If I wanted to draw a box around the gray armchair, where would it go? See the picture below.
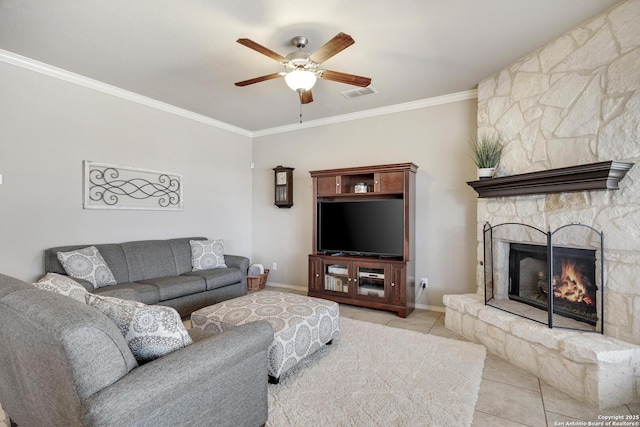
[0,273,274,427]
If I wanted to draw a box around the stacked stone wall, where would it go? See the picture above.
[476,0,640,345]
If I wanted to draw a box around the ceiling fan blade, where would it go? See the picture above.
[319,70,371,87]
[300,90,313,104]
[234,73,283,87]
[236,38,288,63]
[309,32,355,64]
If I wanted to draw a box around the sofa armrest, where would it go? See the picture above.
[83,321,274,427]
[227,255,251,290]
[224,254,250,273]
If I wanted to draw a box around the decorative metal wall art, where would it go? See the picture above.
[84,161,183,211]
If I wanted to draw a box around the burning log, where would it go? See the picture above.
[537,271,548,296]
[552,259,595,306]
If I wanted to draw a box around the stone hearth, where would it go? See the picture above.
[444,293,640,409]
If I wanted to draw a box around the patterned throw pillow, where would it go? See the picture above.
[57,246,117,288]
[190,239,227,271]
[33,272,88,303]
[86,293,193,363]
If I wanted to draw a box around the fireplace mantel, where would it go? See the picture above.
[467,161,633,198]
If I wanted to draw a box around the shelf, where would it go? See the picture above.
[467,161,633,198]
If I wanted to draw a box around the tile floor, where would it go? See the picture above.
[1,286,638,427]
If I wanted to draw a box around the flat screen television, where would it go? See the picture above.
[317,199,404,258]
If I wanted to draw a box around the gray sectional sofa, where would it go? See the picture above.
[44,237,250,317]
[0,273,274,426]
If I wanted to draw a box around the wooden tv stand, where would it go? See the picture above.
[308,163,417,317]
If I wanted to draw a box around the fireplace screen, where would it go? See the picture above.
[483,222,604,333]
[509,243,597,326]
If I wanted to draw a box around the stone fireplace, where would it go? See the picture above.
[444,0,640,409]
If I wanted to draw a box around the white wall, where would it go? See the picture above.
[251,99,478,309]
[0,61,253,282]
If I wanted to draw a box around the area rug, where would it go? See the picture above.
[267,317,486,427]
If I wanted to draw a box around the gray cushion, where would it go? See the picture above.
[121,240,178,282]
[94,282,160,305]
[158,285,245,317]
[184,268,244,290]
[138,276,206,301]
[167,237,206,275]
[97,288,139,301]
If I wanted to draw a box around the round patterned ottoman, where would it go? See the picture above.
[190,291,340,383]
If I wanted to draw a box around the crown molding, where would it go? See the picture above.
[0,49,252,137]
[1,49,477,139]
[252,89,478,137]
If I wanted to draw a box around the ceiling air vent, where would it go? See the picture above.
[340,86,378,100]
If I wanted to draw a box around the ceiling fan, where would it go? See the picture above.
[234,32,372,105]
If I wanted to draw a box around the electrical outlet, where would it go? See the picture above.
[420,277,428,289]
[272,262,278,271]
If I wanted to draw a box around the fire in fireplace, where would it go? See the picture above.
[509,243,597,326]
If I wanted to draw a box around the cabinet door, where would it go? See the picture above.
[317,176,339,195]
[322,260,352,295]
[308,256,322,292]
[354,261,390,303]
[390,264,406,306]
[374,171,404,193]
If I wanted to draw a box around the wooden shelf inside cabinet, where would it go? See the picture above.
[308,254,413,317]
[467,161,633,198]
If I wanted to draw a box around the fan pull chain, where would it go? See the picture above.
[298,91,303,123]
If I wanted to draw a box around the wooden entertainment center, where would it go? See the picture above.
[308,163,417,317]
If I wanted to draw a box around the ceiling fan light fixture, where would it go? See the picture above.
[284,69,317,92]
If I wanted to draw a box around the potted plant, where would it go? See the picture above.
[470,134,503,179]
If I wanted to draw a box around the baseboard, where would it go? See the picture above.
[413,303,445,313]
[265,282,308,293]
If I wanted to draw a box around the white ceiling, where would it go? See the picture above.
[0,0,621,132]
